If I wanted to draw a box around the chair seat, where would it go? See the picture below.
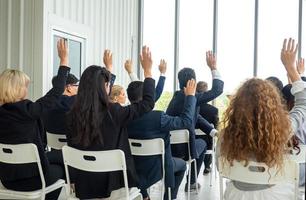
[0,179,65,199]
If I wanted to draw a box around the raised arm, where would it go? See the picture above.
[155,59,167,101]
[103,49,116,88]
[124,59,139,81]
[196,51,224,105]
[161,79,196,131]
[29,38,70,118]
[281,38,306,142]
[112,46,155,126]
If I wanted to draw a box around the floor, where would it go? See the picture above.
[58,165,305,200]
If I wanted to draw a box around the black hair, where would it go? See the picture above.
[266,76,283,92]
[178,68,196,89]
[68,66,111,147]
[52,73,79,86]
[127,81,143,103]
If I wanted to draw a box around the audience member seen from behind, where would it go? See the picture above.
[166,51,224,191]
[196,81,219,175]
[217,38,306,200]
[43,49,114,136]
[110,85,127,105]
[124,58,167,102]
[66,46,156,199]
[0,39,69,200]
[266,76,284,93]
[43,73,79,135]
[127,79,198,200]
[282,57,306,187]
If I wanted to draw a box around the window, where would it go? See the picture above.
[217,0,255,94]
[179,0,214,89]
[143,0,175,110]
[302,1,306,58]
[52,30,86,79]
[257,0,299,84]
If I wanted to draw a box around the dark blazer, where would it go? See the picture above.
[166,78,224,158]
[127,96,196,190]
[155,76,166,102]
[0,66,70,181]
[43,72,116,135]
[66,78,155,199]
[199,103,219,129]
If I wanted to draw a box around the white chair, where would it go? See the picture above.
[128,138,171,200]
[170,129,198,200]
[46,132,67,150]
[195,128,217,186]
[218,157,300,200]
[0,143,66,200]
[62,145,142,200]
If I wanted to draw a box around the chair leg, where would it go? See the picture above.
[194,159,198,194]
[168,187,171,200]
[210,152,214,186]
[187,162,191,200]
[219,177,223,200]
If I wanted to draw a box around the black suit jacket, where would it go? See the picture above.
[66,78,155,199]
[166,78,224,158]
[199,103,219,128]
[0,66,70,181]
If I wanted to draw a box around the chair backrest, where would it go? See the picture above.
[218,157,299,184]
[62,146,126,172]
[62,146,130,199]
[46,132,67,150]
[0,143,46,190]
[170,129,189,144]
[170,129,192,161]
[128,138,166,200]
[128,138,165,156]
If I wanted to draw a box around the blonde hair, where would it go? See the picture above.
[109,85,124,103]
[0,69,30,105]
[220,78,291,169]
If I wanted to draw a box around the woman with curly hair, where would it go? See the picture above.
[217,38,306,200]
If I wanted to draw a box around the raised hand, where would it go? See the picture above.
[281,38,299,82]
[206,51,217,70]
[57,38,69,66]
[103,49,113,72]
[124,59,133,74]
[140,46,152,78]
[297,58,305,75]
[184,79,196,96]
[159,59,167,74]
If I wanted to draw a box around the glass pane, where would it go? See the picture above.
[53,36,82,79]
[143,0,175,92]
[143,0,175,110]
[302,1,306,59]
[257,0,299,84]
[179,0,214,90]
[218,0,254,94]
[69,39,82,79]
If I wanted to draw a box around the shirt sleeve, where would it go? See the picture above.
[290,80,306,143]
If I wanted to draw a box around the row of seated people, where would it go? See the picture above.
[0,37,305,200]
[0,38,222,200]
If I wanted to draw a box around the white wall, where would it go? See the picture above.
[0,0,44,100]
[45,0,139,91]
[0,0,139,100]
